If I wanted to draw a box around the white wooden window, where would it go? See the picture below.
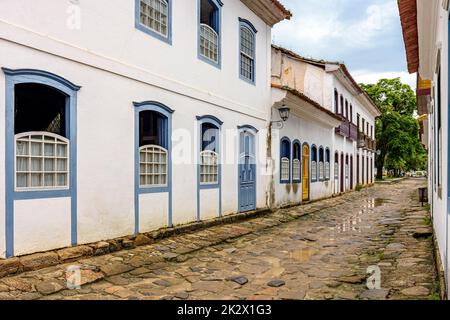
[281,157,290,181]
[292,159,301,181]
[311,161,317,181]
[240,26,255,81]
[200,24,219,63]
[325,162,330,180]
[140,0,169,37]
[139,145,168,187]
[200,150,218,184]
[319,162,324,181]
[15,132,69,190]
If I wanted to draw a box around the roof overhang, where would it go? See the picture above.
[398,0,419,73]
[241,0,292,27]
[272,85,342,128]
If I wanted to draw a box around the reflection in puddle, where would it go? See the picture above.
[290,248,317,262]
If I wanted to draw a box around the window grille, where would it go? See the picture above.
[15,132,69,190]
[200,24,219,63]
[139,145,168,187]
[200,150,218,184]
[140,0,169,37]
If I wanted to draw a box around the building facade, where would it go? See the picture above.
[398,0,450,297]
[270,46,380,207]
[0,0,291,258]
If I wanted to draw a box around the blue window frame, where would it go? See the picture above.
[319,147,324,181]
[3,68,80,257]
[292,140,301,183]
[325,148,331,181]
[280,137,291,184]
[133,101,174,233]
[311,145,318,182]
[135,0,172,45]
[198,0,223,68]
[239,18,257,84]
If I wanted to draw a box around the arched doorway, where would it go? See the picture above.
[350,155,354,190]
[302,143,310,201]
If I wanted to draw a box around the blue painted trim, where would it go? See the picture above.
[134,0,172,45]
[280,137,291,184]
[134,102,174,233]
[311,144,318,183]
[238,18,257,85]
[196,115,224,126]
[237,128,257,213]
[292,139,301,184]
[238,18,258,33]
[133,101,175,114]
[237,125,258,133]
[325,147,331,181]
[197,0,222,69]
[197,115,222,221]
[318,146,324,182]
[2,68,81,91]
[3,68,79,256]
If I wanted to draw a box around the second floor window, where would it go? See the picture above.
[199,0,221,65]
[239,19,257,83]
[137,0,171,42]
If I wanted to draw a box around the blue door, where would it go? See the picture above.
[239,131,256,212]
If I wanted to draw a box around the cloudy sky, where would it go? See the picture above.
[272,0,416,89]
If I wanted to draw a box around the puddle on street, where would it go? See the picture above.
[289,248,318,262]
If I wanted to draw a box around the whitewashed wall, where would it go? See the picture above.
[0,0,273,257]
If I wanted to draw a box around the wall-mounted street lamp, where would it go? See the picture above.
[272,105,290,129]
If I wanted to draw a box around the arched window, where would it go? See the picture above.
[334,89,339,114]
[200,122,220,185]
[311,145,318,182]
[136,0,172,43]
[199,0,222,66]
[280,138,291,183]
[14,83,70,190]
[239,19,257,83]
[325,148,331,180]
[318,147,324,181]
[292,141,301,183]
[345,100,349,119]
[334,152,339,180]
[345,154,349,179]
[139,110,168,187]
[340,95,344,116]
[350,104,353,123]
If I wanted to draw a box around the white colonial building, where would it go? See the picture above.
[399,0,450,297]
[270,46,380,207]
[0,0,291,258]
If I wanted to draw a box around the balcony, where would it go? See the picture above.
[358,131,376,151]
[335,117,357,141]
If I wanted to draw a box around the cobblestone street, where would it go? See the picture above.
[0,179,439,300]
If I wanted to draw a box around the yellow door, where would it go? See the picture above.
[302,144,310,201]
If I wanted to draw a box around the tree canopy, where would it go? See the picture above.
[360,78,427,178]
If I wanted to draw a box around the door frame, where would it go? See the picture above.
[350,155,354,190]
[237,125,258,213]
[302,142,310,201]
[340,153,344,192]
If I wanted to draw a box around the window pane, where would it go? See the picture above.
[31,173,42,187]
[31,142,42,156]
[17,173,28,188]
[31,158,42,172]
[16,141,28,155]
[44,158,55,171]
[44,173,55,187]
[44,143,55,156]
[17,157,28,171]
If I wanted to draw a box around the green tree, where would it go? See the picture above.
[361,78,427,179]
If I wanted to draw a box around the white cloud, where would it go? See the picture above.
[273,0,399,53]
[353,70,417,89]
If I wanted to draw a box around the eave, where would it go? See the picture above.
[241,0,292,27]
[398,0,419,74]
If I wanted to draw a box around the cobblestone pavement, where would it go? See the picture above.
[0,178,439,300]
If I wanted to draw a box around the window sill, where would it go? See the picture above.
[199,183,220,190]
[135,23,172,45]
[14,189,71,200]
[198,53,221,69]
[239,75,255,86]
[139,186,170,194]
